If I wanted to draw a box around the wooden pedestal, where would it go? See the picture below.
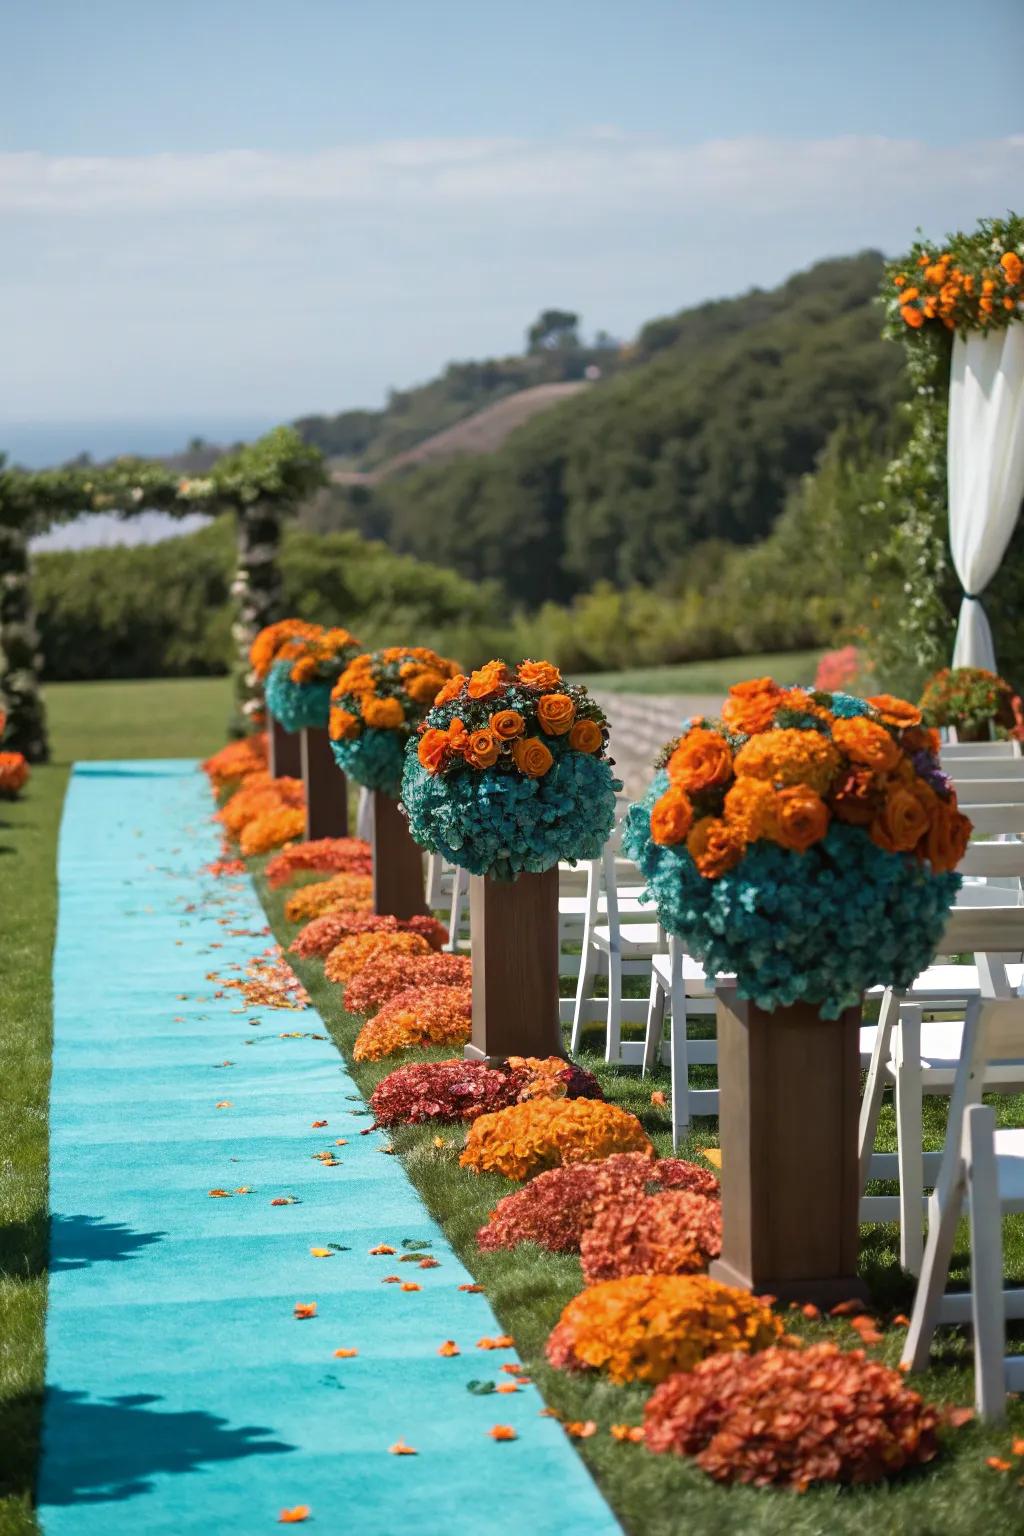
[268,717,301,780]
[708,986,867,1306]
[465,868,563,1062]
[300,727,349,841]
[372,791,428,920]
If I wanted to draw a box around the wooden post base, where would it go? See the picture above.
[301,726,349,840]
[708,986,868,1307]
[465,868,563,1062]
[372,791,428,919]
[268,717,301,780]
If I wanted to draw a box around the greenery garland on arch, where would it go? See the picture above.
[0,426,324,760]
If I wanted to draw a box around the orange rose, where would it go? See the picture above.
[686,817,746,879]
[869,784,931,854]
[434,673,467,706]
[866,694,922,729]
[406,670,447,704]
[568,718,603,754]
[363,696,405,729]
[512,736,554,778]
[490,709,526,740]
[721,677,783,735]
[417,729,449,774]
[667,727,733,793]
[467,660,510,700]
[447,717,470,753]
[830,767,883,826]
[922,796,972,873]
[831,716,900,773]
[329,707,359,741]
[466,729,500,769]
[723,777,777,840]
[770,785,829,853]
[536,692,576,736]
[517,659,562,691]
[651,786,694,846]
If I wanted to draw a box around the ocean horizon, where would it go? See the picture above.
[0,416,279,470]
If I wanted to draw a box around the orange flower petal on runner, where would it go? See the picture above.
[389,1439,417,1455]
[278,1507,310,1524]
[208,1189,231,1198]
[293,1302,317,1319]
[477,1336,514,1350]
[564,1420,597,1439]
[500,1364,524,1375]
[271,1196,297,1206]
[333,1348,359,1359]
[610,1424,644,1442]
[539,1408,560,1418]
[234,1187,252,1195]
[334,1139,348,1146]
[369,1244,395,1255]
[489,1426,517,1441]
[310,1247,332,1258]
[400,1282,421,1292]
[311,1120,328,1128]
[382,1275,401,1284]
[459,1283,484,1293]
[496,1384,519,1394]
[418,1257,440,1269]
[438,1341,460,1357]
[215,1101,232,1109]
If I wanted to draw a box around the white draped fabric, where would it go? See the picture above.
[947,324,1024,669]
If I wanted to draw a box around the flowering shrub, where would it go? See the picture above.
[202,733,268,790]
[813,646,861,693]
[323,928,433,983]
[283,873,373,924]
[401,658,621,878]
[643,1342,941,1489]
[290,910,447,960]
[0,751,30,798]
[264,627,363,731]
[217,774,304,838]
[623,678,968,1015]
[352,985,473,1061]
[265,837,372,889]
[370,1056,603,1127]
[919,665,1017,741]
[460,1098,651,1181]
[883,213,1024,338]
[546,1274,782,1386]
[580,1190,721,1283]
[239,805,306,856]
[329,647,462,796]
[342,951,471,1015]
[477,1152,719,1255]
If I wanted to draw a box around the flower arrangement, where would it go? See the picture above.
[264,626,363,732]
[265,836,372,889]
[239,805,306,856]
[643,1342,941,1489]
[813,646,862,693]
[623,678,970,1016]
[352,985,473,1061]
[883,213,1024,338]
[283,872,373,924]
[546,1274,782,1386]
[342,951,471,1015]
[919,665,1018,741]
[249,619,322,683]
[289,910,447,960]
[579,1189,721,1284]
[401,658,621,879]
[0,750,30,798]
[217,774,304,838]
[323,928,433,984]
[369,1056,603,1128]
[459,1098,651,1181]
[202,733,268,791]
[329,647,462,796]
[477,1153,719,1255]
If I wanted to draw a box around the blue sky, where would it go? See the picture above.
[2,0,1022,454]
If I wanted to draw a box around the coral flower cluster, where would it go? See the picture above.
[328,647,462,796]
[369,1056,603,1127]
[342,951,471,1015]
[579,1189,722,1283]
[460,1098,652,1181]
[289,910,447,960]
[263,624,364,731]
[0,750,30,798]
[218,774,304,839]
[283,873,374,924]
[248,619,322,681]
[201,733,268,790]
[239,806,306,856]
[884,215,1023,335]
[352,984,474,1062]
[323,928,433,984]
[265,837,372,889]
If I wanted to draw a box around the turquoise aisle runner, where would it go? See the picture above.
[39,761,620,1535]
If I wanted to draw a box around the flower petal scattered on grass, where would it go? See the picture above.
[564,1420,597,1439]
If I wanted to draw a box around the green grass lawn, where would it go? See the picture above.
[578,649,823,696]
[3,672,1024,1535]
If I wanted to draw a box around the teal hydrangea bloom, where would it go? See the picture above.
[623,771,960,1018]
[264,660,333,732]
[331,728,406,797]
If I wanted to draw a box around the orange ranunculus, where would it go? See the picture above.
[830,767,882,826]
[329,707,360,741]
[1000,251,1023,284]
[406,670,447,704]
[770,785,829,853]
[434,673,467,706]
[447,717,470,753]
[869,784,931,854]
[467,660,510,700]
[512,736,554,778]
[667,727,734,793]
[831,716,900,773]
[490,709,526,740]
[417,729,449,774]
[650,786,694,846]
[466,729,500,769]
[733,728,839,794]
[364,695,405,729]
[517,659,562,691]
[902,725,942,757]
[866,694,922,729]
[536,693,576,736]
[568,718,603,754]
[720,677,783,735]
[686,817,746,879]
[922,796,972,873]
[723,777,776,841]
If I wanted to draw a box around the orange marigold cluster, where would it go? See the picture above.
[342,951,471,1014]
[323,928,433,983]
[217,774,304,838]
[0,751,30,798]
[329,647,462,742]
[643,1342,941,1489]
[276,626,361,686]
[289,910,447,959]
[201,733,268,790]
[249,619,322,681]
[546,1274,782,1386]
[580,1189,721,1283]
[283,873,373,924]
[460,1098,651,1182]
[265,837,371,888]
[239,805,306,856]
[352,984,473,1061]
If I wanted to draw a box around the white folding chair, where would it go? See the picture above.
[425,853,470,952]
[569,834,663,1065]
[640,936,718,1147]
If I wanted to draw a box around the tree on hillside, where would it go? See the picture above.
[527,309,581,353]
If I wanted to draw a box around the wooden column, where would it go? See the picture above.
[301,726,349,840]
[709,986,867,1306]
[465,868,562,1062]
[372,791,428,920]
[268,717,301,779]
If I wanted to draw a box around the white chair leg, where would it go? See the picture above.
[669,1011,688,1151]
[895,1004,924,1276]
[643,974,665,1076]
[858,987,901,1193]
[445,867,468,952]
[356,785,373,843]
[902,1146,967,1374]
[605,951,623,1065]
[964,1104,1008,1423]
[570,946,598,1056]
